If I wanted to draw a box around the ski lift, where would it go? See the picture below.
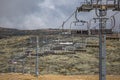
[59,42,73,45]
[113,0,120,11]
[64,46,76,51]
[78,0,93,12]
[11,59,17,64]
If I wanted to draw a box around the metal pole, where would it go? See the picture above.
[87,22,91,36]
[35,36,39,77]
[118,24,120,41]
[99,10,107,80]
[88,19,94,35]
[14,63,16,73]
[22,59,25,74]
[22,47,25,74]
[62,22,65,34]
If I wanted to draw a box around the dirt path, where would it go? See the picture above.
[0,73,120,80]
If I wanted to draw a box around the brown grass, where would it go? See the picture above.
[0,73,120,80]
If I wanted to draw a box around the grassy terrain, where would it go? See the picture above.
[0,27,120,75]
[0,35,120,75]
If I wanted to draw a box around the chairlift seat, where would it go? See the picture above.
[78,4,93,12]
[113,7,120,11]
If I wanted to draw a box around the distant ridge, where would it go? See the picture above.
[0,27,60,39]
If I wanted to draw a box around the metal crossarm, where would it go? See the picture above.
[76,1,120,80]
[78,0,120,12]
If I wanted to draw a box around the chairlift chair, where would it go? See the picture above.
[78,0,93,12]
[114,0,120,11]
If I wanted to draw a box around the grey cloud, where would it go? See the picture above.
[0,0,119,30]
[0,0,78,29]
[0,0,42,17]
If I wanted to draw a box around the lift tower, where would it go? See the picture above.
[35,36,39,77]
[77,0,120,80]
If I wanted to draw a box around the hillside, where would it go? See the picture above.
[0,27,120,75]
[0,27,60,39]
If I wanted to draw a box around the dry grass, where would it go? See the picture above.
[0,35,120,74]
[0,73,120,80]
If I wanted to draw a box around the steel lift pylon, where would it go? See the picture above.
[77,0,120,80]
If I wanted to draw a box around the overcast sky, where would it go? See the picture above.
[0,0,119,30]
